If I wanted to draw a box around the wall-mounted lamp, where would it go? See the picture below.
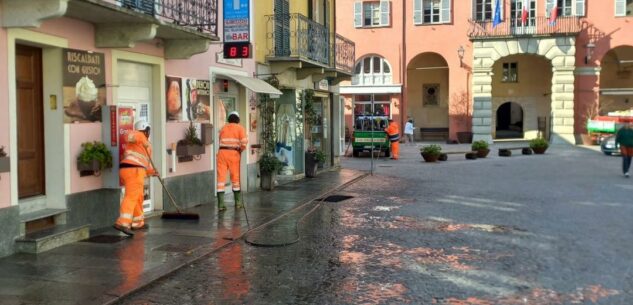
[585,43,595,64]
[457,46,465,68]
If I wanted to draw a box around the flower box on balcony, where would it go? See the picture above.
[0,157,10,173]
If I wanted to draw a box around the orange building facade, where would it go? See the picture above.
[337,0,633,144]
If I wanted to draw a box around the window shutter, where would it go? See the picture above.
[500,0,505,21]
[354,1,362,27]
[615,0,626,16]
[575,0,585,16]
[380,1,390,26]
[441,0,451,23]
[414,0,423,24]
[546,0,556,17]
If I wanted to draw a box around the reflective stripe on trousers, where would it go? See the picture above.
[217,150,241,192]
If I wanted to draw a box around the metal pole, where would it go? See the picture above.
[370,98,374,175]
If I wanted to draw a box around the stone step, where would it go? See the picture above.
[19,208,67,223]
[15,224,90,254]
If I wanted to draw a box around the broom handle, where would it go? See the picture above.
[142,146,184,213]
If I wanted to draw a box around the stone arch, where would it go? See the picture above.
[471,37,577,144]
[599,45,633,114]
[495,102,524,139]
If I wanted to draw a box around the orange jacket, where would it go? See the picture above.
[219,123,248,151]
[121,130,155,174]
[385,121,400,142]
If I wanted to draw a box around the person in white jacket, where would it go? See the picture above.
[404,119,415,145]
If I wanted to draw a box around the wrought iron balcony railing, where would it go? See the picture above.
[331,33,355,74]
[266,13,330,67]
[468,16,581,39]
[114,0,217,35]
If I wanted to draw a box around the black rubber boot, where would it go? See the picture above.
[217,192,226,212]
[234,191,243,209]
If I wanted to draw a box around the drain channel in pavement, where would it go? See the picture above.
[317,195,355,202]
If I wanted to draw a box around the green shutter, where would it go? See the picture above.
[414,0,423,24]
[615,0,626,16]
[380,1,390,26]
[354,1,362,27]
[441,0,451,23]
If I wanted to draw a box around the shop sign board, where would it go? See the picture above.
[223,0,249,42]
[62,49,106,123]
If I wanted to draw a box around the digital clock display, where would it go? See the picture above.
[223,42,251,59]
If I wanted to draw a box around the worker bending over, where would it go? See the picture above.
[385,118,400,160]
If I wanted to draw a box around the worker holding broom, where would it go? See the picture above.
[113,120,157,236]
[217,111,248,212]
[385,118,400,160]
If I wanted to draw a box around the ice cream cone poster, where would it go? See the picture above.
[166,76,183,121]
[62,49,106,123]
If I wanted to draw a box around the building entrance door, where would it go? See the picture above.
[16,45,45,199]
[118,61,153,212]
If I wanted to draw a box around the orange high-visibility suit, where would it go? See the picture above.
[116,130,155,230]
[385,121,400,160]
[217,123,248,192]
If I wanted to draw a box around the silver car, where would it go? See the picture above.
[600,135,620,155]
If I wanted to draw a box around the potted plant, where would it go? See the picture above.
[315,150,326,168]
[471,140,490,158]
[305,147,319,178]
[77,141,113,173]
[529,137,549,154]
[176,122,205,157]
[420,144,442,162]
[0,146,9,173]
[259,153,282,191]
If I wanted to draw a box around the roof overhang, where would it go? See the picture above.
[215,73,282,97]
[339,85,402,95]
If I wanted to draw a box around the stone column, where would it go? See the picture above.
[472,69,494,143]
[550,66,576,144]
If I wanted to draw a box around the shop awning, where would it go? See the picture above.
[216,73,282,97]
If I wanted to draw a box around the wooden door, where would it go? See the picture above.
[16,45,45,198]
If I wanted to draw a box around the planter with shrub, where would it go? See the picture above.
[471,140,490,158]
[420,144,442,162]
[77,141,113,175]
[259,153,282,191]
[315,150,326,168]
[305,149,318,178]
[529,137,549,154]
[177,123,205,157]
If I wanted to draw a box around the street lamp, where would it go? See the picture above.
[457,46,465,68]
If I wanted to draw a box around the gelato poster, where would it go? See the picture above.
[183,79,211,122]
[62,49,106,123]
[166,76,182,121]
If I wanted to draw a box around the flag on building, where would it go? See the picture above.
[521,1,529,24]
[549,4,559,25]
[492,0,502,28]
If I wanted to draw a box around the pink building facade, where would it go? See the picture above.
[338,0,633,144]
[0,0,281,257]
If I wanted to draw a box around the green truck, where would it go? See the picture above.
[352,115,390,157]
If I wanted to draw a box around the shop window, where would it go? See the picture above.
[502,62,518,83]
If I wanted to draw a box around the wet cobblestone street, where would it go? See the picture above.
[120,144,633,305]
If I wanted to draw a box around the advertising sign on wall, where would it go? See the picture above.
[62,49,106,123]
[223,0,250,42]
[166,76,182,121]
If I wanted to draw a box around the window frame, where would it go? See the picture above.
[502,62,519,83]
[363,1,381,26]
[352,56,393,86]
[474,0,493,21]
[615,0,633,16]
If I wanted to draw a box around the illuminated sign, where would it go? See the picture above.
[223,42,251,59]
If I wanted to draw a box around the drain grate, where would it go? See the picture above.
[318,195,355,203]
[81,235,129,244]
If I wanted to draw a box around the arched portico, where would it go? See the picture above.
[471,37,577,144]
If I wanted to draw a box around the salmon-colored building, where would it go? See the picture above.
[338,0,633,144]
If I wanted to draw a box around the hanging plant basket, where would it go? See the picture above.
[77,160,101,172]
[0,157,10,173]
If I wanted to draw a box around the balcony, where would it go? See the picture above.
[266,13,330,68]
[468,16,582,39]
[330,33,356,76]
[2,0,218,59]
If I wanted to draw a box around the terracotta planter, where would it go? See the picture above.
[532,147,548,154]
[476,149,490,158]
[0,157,10,173]
[421,152,440,162]
[176,144,205,157]
[261,172,275,191]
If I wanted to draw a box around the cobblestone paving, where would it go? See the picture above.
[119,144,633,304]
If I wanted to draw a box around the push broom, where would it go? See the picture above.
[143,147,200,220]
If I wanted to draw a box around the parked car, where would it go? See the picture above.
[600,135,620,155]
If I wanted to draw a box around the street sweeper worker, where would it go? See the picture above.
[216,111,248,212]
[385,118,400,160]
[113,120,157,236]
